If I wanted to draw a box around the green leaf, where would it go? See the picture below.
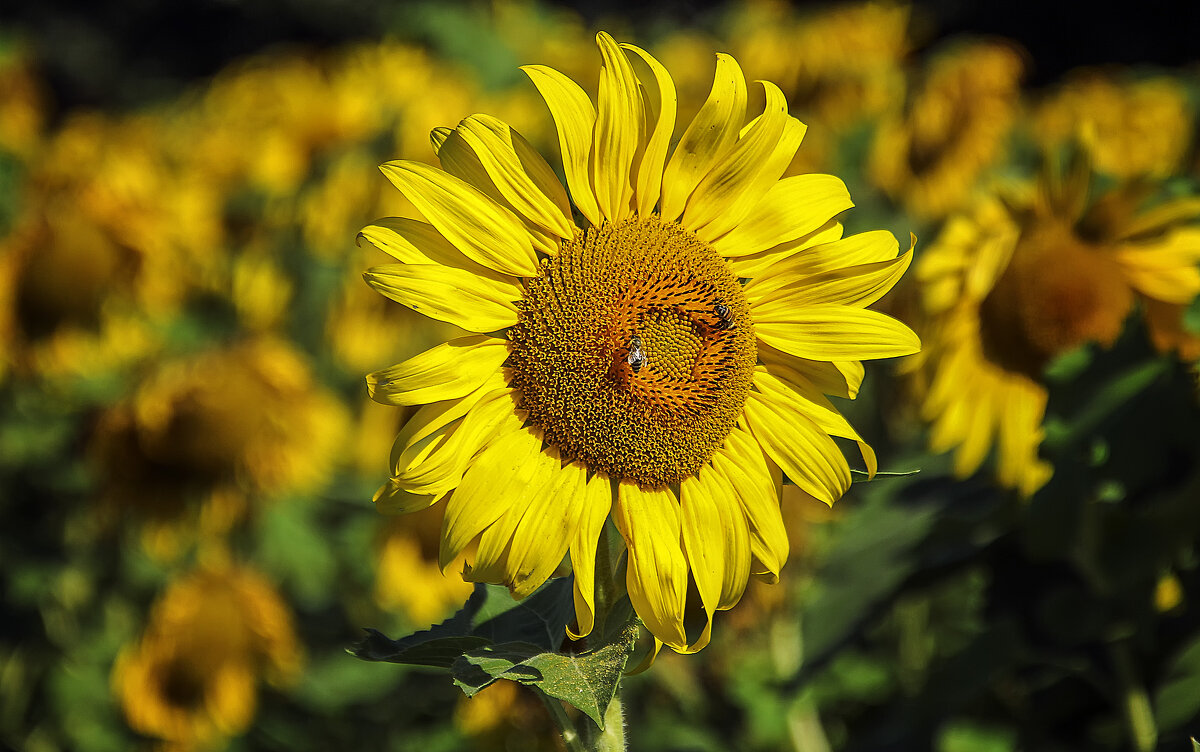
[1042,359,1166,452]
[1154,634,1200,732]
[352,578,574,668]
[451,619,640,728]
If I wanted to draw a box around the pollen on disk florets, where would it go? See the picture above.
[507,216,756,487]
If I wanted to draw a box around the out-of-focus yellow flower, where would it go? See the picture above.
[729,0,910,126]
[231,249,292,332]
[870,40,1024,219]
[0,43,45,156]
[661,1,910,175]
[1033,72,1194,179]
[1152,573,1180,614]
[113,558,302,749]
[1155,572,1184,613]
[90,338,348,557]
[910,162,1200,494]
[0,110,225,380]
[374,506,474,627]
[453,678,559,752]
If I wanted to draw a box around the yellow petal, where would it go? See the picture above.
[454,115,575,240]
[367,335,508,407]
[522,65,600,227]
[389,385,518,498]
[996,377,1052,496]
[759,342,864,399]
[504,457,590,598]
[363,263,519,333]
[679,468,751,652]
[712,174,853,258]
[699,467,751,611]
[1115,229,1200,304]
[750,250,914,317]
[622,43,677,218]
[429,126,451,153]
[440,425,547,570]
[592,32,643,223]
[744,230,901,301]
[357,217,515,283]
[660,54,746,222]
[679,474,722,653]
[614,481,688,650]
[754,367,877,478]
[388,378,507,471]
[380,160,538,277]
[743,391,851,506]
[727,220,844,279]
[372,481,438,515]
[756,304,921,362]
[467,442,561,587]
[568,472,614,640]
[435,129,563,257]
[712,428,788,580]
[684,83,806,242]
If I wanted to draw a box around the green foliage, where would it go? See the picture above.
[356,573,639,729]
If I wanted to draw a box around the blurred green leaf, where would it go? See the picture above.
[294,649,405,708]
[937,720,1016,752]
[1154,634,1200,732]
[787,488,941,688]
[1042,358,1166,452]
[256,499,337,608]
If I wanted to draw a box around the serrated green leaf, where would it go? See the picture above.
[451,619,639,727]
[352,578,574,668]
[471,578,576,650]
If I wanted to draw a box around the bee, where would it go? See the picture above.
[626,334,646,373]
[713,302,736,331]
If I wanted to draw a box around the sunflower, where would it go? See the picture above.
[90,338,347,558]
[113,559,302,748]
[869,40,1024,220]
[911,160,1200,495]
[360,33,919,653]
[1032,71,1193,180]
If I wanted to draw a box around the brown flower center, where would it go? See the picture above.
[508,217,756,487]
[979,219,1134,377]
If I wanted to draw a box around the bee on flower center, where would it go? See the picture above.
[626,334,647,373]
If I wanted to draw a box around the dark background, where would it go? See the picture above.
[3,0,1198,117]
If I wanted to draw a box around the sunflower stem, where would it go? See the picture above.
[583,691,626,752]
[537,689,586,752]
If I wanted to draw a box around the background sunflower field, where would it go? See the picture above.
[2,1,1199,750]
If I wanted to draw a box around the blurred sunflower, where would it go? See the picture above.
[1032,71,1194,179]
[910,158,1200,495]
[727,0,911,173]
[869,40,1024,219]
[374,507,474,627]
[361,33,919,654]
[90,338,348,558]
[113,558,302,748]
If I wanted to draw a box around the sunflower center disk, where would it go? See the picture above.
[508,217,756,487]
[978,219,1133,378]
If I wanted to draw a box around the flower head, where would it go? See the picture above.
[112,560,302,747]
[361,33,919,652]
[869,40,1024,219]
[910,160,1200,494]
